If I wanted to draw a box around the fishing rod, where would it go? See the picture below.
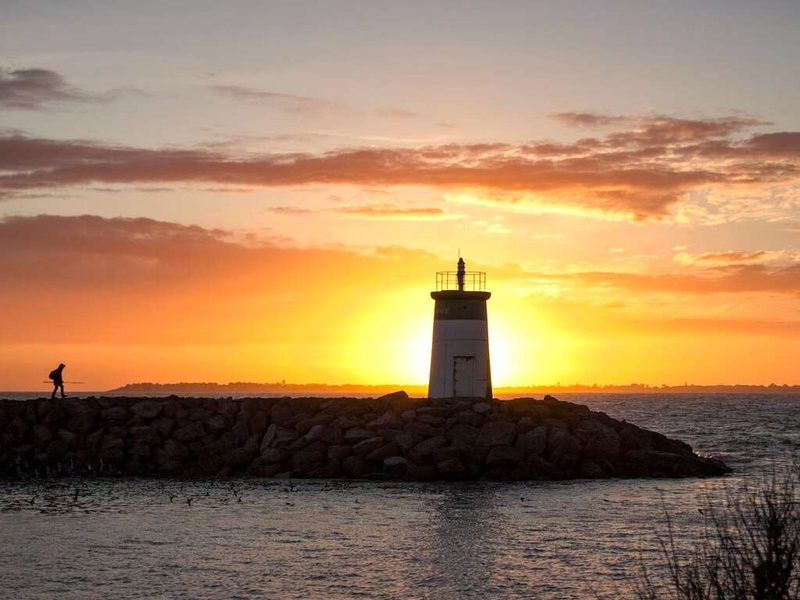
[41,381,87,384]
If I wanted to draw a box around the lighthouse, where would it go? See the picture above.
[428,258,493,399]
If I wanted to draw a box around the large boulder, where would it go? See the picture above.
[476,421,517,447]
[130,400,164,420]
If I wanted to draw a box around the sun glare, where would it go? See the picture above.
[344,290,431,385]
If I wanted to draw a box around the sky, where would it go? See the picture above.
[2,1,800,390]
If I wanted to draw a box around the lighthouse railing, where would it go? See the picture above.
[435,271,486,292]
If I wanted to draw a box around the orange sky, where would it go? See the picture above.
[2,3,800,390]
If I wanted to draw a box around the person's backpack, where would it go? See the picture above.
[48,370,58,380]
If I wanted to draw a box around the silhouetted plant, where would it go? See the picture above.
[636,467,800,600]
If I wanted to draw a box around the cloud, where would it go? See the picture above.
[675,250,770,265]
[376,108,420,119]
[335,204,460,220]
[553,112,765,142]
[0,214,441,344]
[0,67,137,110]
[551,112,632,128]
[2,112,799,221]
[268,206,312,215]
[534,263,800,296]
[212,85,352,118]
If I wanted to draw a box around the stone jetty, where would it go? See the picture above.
[0,393,730,480]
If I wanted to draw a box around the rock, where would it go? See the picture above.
[456,410,485,427]
[436,457,467,478]
[409,436,447,464]
[172,421,205,443]
[393,431,424,452]
[376,390,409,403]
[472,402,493,415]
[188,407,215,422]
[404,421,441,437]
[445,423,481,445]
[128,439,152,459]
[130,400,164,420]
[225,439,260,469]
[367,410,403,429]
[407,464,437,481]
[515,426,547,457]
[290,441,327,470]
[343,455,370,478]
[205,414,228,434]
[262,448,290,463]
[375,428,401,442]
[271,400,294,427]
[485,446,523,468]
[247,410,269,436]
[0,394,732,481]
[615,461,650,478]
[432,446,462,464]
[101,406,130,421]
[272,427,300,448]
[400,409,417,421]
[417,414,446,427]
[344,427,375,444]
[476,421,517,447]
[66,413,95,435]
[32,424,53,445]
[327,445,353,461]
[383,456,409,476]
[416,406,454,417]
[577,460,606,479]
[293,416,316,435]
[63,398,95,416]
[303,424,328,442]
[365,441,400,463]
[578,422,621,460]
[46,438,68,461]
[546,427,581,459]
[56,428,78,447]
[353,436,386,456]
[260,423,278,452]
[150,417,175,440]
[163,439,190,462]
[321,427,345,446]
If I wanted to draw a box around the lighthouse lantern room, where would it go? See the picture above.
[427,258,493,399]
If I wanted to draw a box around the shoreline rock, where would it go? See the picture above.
[0,393,731,480]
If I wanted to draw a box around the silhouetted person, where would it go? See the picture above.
[49,363,66,399]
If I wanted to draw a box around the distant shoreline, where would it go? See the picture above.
[107,382,800,396]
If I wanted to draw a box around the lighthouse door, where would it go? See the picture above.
[453,356,475,397]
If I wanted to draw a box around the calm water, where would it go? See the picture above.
[1,393,799,599]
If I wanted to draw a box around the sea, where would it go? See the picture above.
[1,392,798,599]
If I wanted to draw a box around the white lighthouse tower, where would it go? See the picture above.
[428,258,493,399]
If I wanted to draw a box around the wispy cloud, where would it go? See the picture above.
[268,206,312,215]
[674,250,771,266]
[212,85,352,118]
[376,108,420,119]
[532,263,800,296]
[335,203,460,220]
[0,67,140,110]
[551,112,632,128]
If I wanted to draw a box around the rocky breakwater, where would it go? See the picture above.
[0,393,730,480]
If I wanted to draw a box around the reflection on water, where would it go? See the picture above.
[424,484,499,596]
[1,393,799,598]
